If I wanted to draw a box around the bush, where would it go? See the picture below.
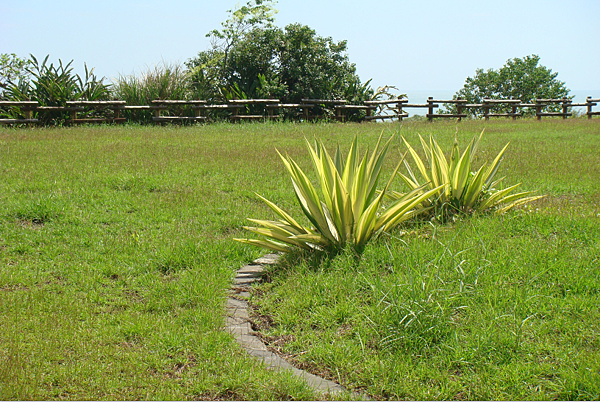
[236,134,441,255]
[1,54,110,125]
[389,130,543,220]
[111,61,194,123]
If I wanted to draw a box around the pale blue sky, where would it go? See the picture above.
[2,0,599,101]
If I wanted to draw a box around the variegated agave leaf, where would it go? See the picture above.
[236,133,436,254]
[392,130,543,218]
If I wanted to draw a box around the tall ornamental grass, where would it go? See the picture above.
[111,61,194,123]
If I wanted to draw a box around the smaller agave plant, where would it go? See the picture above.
[235,134,443,254]
[389,129,543,218]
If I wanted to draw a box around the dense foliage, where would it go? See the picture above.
[0,53,31,94]
[186,0,374,119]
[1,54,110,124]
[187,24,372,103]
[446,55,571,117]
[112,62,192,123]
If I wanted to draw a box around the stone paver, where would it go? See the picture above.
[225,253,347,396]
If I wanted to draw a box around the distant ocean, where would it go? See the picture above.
[396,90,599,117]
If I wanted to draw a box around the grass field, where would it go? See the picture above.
[1,119,599,400]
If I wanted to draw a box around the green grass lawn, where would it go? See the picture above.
[1,119,599,400]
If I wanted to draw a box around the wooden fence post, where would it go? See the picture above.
[587,97,593,120]
[483,98,490,120]
[511,102,517,120]
[427,97,434,122]
[536,100,542,121]
[335,106,343,122]
[456,98,463,122]
[561,98,569,119]
[396,102,404,121]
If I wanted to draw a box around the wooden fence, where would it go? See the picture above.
[399,97,600,122]
[1,96,598,125]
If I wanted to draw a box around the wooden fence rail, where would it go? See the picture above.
[1,96,598,125]
[0,101,39,124]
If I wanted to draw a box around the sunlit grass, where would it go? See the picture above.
[253,208,600,399]
[249,118,600,400]
[0,122,335,400]
[0,118,599,400]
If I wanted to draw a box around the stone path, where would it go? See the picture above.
[225,253,347,396]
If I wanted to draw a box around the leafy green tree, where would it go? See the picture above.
[186,0,278,102]
[186,0,374,119]
[0,54,31,95]
[206,0,278,70]
[221,26,283,100]
[446,55,571,117]
[275,23,368,103]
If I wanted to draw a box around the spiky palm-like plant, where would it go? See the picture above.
[235,134,442,254]
[391,130,543,218]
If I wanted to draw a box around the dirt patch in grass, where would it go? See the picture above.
[18,219,45,229]
[0,284,30,292]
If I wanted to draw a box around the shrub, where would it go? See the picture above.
[390,130,543,219]
[2,54,110,125]
[235,134,442,254]
[111,61,193,123]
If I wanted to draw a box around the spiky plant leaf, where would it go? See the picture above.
[237,133,431,254]
[393,130,543,218]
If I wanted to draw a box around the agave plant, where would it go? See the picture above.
[390,130,543,218]
[235,134,443,254]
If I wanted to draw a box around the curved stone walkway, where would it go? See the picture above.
[225,253,346,396]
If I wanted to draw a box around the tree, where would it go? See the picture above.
[446,55,571,118]
[186,0,374,119]
[205,0,278,76]
[0,53,31,94]
[275,23,367,103]
[186,0,278,102]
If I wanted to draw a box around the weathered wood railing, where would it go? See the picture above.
[362,100,407,121]
[1,96,598,125]
[402,97,598,121]
[0,101,39,124]
[569,97,600,120]
[66,100,127,123]
[585,97,600,118]
[301,99,347,121]
[532,98,571,120]
[150,100,207,123]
